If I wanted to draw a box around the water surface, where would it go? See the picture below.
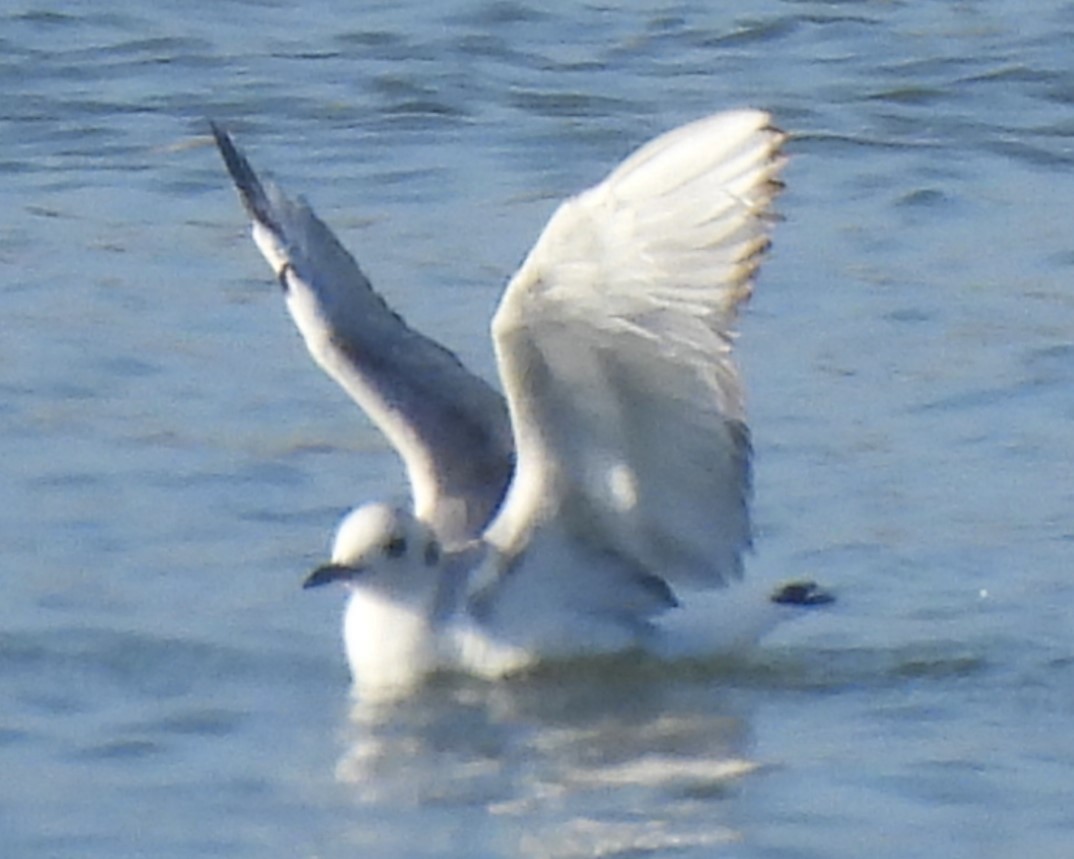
[4,1,1074,856]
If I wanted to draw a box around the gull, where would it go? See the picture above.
[212,110,832,699]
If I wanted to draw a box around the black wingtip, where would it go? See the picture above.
[209,121,247,186]
[770,580,835,607]
[208,121,277,229]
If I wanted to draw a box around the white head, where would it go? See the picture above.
[302,503,443,603]
[303,503,451,697]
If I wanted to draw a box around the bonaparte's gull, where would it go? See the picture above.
[213,111,832,699]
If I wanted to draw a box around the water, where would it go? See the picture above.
[4,1,1074,856]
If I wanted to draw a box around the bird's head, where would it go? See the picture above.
[303,503,442,600]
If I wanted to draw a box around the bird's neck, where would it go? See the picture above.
[342,589,439,698]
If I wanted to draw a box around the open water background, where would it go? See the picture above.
[4,1,1074,856]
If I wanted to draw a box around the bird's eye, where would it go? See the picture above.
[384,536,407,558]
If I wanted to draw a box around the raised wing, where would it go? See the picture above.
[487,110,785,590]
[212,125,514,541]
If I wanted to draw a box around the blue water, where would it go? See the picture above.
[4,1,1074,856]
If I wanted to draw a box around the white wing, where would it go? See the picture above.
[486,110,785,591]
[212,125,514,541]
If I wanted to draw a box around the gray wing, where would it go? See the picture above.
[484,110,785,596]
[212,125,514,541]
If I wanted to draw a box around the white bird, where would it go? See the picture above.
[213,110,832,700]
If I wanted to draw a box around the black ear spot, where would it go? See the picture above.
[384,535,407,558]
[424,540,441,567]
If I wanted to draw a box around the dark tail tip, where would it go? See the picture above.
[770,580,835,607]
